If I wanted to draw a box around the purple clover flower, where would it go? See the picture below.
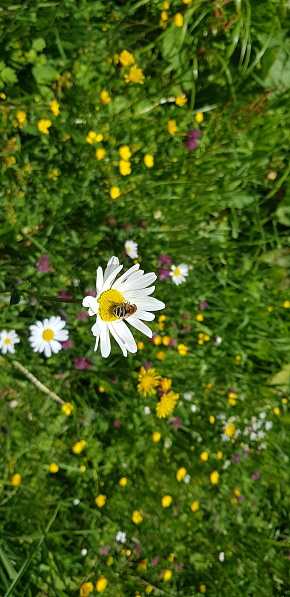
[85,289,97,297]
[199,301,208,310]
[158,267,171,280]
[35,254,51,273]
[74,357,93,370]
[184,129,201,150]
[99,545,110,555]
[251,471,260,480]
[76,311,88,322]
[151,557,159,566]
[61,339,74,350]
[158,254,172,265]
[171,417,182,429]
[59,290,73,299]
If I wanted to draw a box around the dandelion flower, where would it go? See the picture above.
[156,391,179,418]
[170,264,188,285]
[200,451,208,462]
[119,477,128,486]
[124,65,145,84]
[152,431,161,442]
[125,240,138,259]
[16,110,27,127]
[177,343,188,356]
[138,367,161,397]
[159,377,172,393]
[28,316,68,358]
[82,256,165,358]
[37,119,52,134]
[224,422,236,437]
[0,330,20,354]
[86,131,103,144]
[195,111,204,123]
[119,50,135,66]
[163,570,172,581]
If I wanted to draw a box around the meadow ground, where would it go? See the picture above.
[0,1,290,596]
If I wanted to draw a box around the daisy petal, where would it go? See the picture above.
[50,339,62,354]
[112,320,137,353]
[96,266,104,294]
[127,316,153,338]
[102,264,123,292]
[108,322,128,357]
[112,264,140,290]
[44,343,52,358]
[100,319,111,358]
[103,256,120,283]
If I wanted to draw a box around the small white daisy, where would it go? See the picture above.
[144,406,151,415]
[184,474,191,484]
[28,316,69,358]
[116,531,126,543]
[125,240,138,260]
[82,256,165,358]
[0,330,20,354]
[170,264,188,286]
[219,551,225,562]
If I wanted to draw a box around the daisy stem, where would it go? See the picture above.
[21,290,83,304]
[12,360,65,405]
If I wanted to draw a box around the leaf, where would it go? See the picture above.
[32,38,46,52]
[0,66,18,84]
[9,289,21,306]
[32,64,58,85]
[276,204,290,227]
[269,364,290,390]
[223,194,255,209]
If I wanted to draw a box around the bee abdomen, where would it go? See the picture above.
[113,305,127,318]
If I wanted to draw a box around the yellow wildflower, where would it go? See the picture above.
[191,500,199,512]
[138,367,160,397]
[174,13,184,27]
[119,50,135,66]
[153,335,162,345]
[0,92,6,99]
[96,576,108,592]
[119,477,128,486]
[156,391,179,418]
[195,111,204,123]
[161,495,172,508]
[163,570,172,581]
[175,92,187,107]
[158,315,166,323]
[196,313,204,322]
[49,463,59,473]
[200,451,208,462]
[79,581,94,597]
[145,586,153,595]
[107,556,114,566]
[233,488,241,496]
[119,145,132,160]
[235,355,241,361]
[283,300,290,308]
[159,377,172,392]
[124,65,145,84]
[162,335,171,346]
[177,343,188,356]
[156,351,165,360]
[183,0,191,3]
[224,423,236,437]
[119,159,131,175]
[86,131,103,144]
[110,186,121,199]
[50,99,60,116]
[72,440,86,454]
[167,119,178,135]
[16,110,27,127]
[144,153,154,167]
[200,586,206,594]
[100,90,112,104]
[37,119,52,134]
[273,407,280,415]
[176,467,187,481]
[95,494,106,507]
[11,473,22,487]
[168,553,175,562]
[209,415,215,424]
[163,1,170,8]
[137,341,144,350]
[96,148,106,161]
[161,10,169,21]
[216,451,223,459]
[210,471,219,485]
[5,156,16,168]
[48,168,59,181]
[132,510,143,524]
[152,431,161,443]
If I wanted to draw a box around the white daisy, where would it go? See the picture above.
[169,264,188,286]
[116,531,126,543]
[0,330,20,354]
[125,240,138,260]
[82,256,165,358]
[28,316,69,358]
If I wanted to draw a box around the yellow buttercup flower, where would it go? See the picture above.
[153,335,162,345]
[37,119,52,134]
[224,423,236,437]
[195,111,204,123]
[72,440,86,454]
[176,467,187,481]
[283,300,290,308]
[163,1,170,8]
[145,586,153,595]
[156,351,165,360]
[190,500,199,512]
[119,50,135,66]
[50,99,60,116]
[11,473,22,487]
[95,494,106,507]
[161,495,172,507]
[158,315,166,323]
[137,341,144,350]
[86,131,103,144]
[132,510,143,524]
[79,581,94,597]
[100,90,112,104]
[119,159,131,175]
[162,335,171,346]
[138,367,160,397]
[200,585,206,594]
[107,556,114,566]
[144,154,154,167]
[49,463,59,473]
[16,110,27,127]
[174,13,184,27]
[163,570,172,581]
[196,313,204,322]
[177,343,188,356]
[161,10,169,21]
[216,451,223,459]
[209,415,215,424]
[96,576,108,592]
[273,407,280,415]
[119,145,132,160]
[124,65,145,84]
[119,477,128,486]
[156,391,179,418]
[200,451,208,462]
[96,148,106,161]
[175,92,187,107]
[210,471,219,485]
[152,431,161,442]
[109,186,121,199]
[167,119,178,135]
[5,156,16,168]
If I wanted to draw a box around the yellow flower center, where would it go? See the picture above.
[97,289,125,322]
[4,338,11,344]
[173,268,181,276]
[42,329,55,341]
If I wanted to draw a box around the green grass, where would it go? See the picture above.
[0,1,290,595]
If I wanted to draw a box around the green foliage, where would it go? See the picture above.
[0,1,290,596]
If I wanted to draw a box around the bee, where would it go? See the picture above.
[113,302,137,319]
